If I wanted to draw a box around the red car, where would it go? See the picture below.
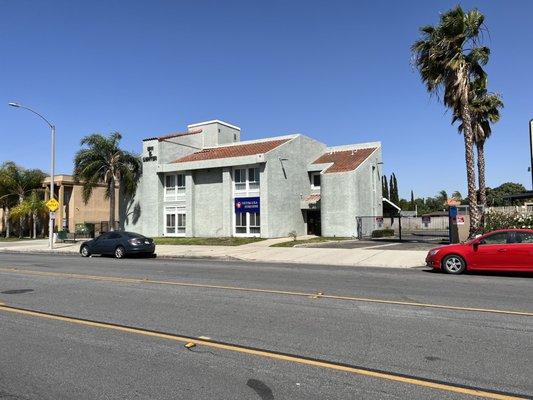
[426,229,533,274]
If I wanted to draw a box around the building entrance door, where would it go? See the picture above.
[307,210,321,236]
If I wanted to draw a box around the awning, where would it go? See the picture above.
[301,194,321,210]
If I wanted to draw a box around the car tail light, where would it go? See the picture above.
[129,238,143,246]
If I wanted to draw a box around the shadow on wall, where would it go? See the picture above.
[120,197,142,230]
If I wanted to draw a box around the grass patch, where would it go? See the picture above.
[271,237,351,247]
[153,237,265,246]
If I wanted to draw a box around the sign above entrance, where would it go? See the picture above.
[45,198,59,212]
[235,197,260,213]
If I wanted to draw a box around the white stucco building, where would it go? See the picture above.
[122,119,382,238]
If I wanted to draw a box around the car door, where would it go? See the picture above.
[472,231,513,270]
[511,231,533,271]
[101,232,122,254]
[91,233,109,254]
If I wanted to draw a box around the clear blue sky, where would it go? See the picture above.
[1,0,531,199]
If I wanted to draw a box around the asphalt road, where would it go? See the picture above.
[0,253,531,400]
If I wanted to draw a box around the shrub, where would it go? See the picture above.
[289,230,298,241]
[483,210,533,232]
[371,229,395,238]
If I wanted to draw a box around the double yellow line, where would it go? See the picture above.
[0,303,527,400]
[0,267,532,317]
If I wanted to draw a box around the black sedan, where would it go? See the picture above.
[80,231,156,259]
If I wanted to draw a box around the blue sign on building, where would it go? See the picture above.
[235,197,260,213]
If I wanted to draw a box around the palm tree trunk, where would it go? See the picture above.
[109,179,116,231]
[460,104,481,237]
[18,195,23,238]
[5,207,10,238]
[32,211,37,239]
[476,140,487,207]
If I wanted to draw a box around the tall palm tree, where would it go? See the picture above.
[453,80,503,207]
[0,162,46,237]
[412,6,489,236]
[73,132,141,231]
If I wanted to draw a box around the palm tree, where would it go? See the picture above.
[0,162,46,237]
[10,191,47,238]
[451,191,462,201]
[73,132,141,231]
[412,5,489,236]
[452,80,503,207]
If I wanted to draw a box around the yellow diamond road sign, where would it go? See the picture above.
[45,198,59,212]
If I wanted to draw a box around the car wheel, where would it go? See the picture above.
[115,246,126,259]
[442,255,466,274]
[80,245,90,257]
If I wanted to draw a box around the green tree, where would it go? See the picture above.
[382,175,389,199]
[0,162,46,237]
[437,190,448,205]
[451,191,462,201]
[412,5,489,236]
[410,190,415,210]
[10,191,47,238]
[73,132,141,230]
[486,182,527,206]
[389,173,399,205]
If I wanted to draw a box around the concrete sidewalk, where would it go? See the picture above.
[0,238,427,268]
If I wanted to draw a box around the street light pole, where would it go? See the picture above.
[8,102,56,250]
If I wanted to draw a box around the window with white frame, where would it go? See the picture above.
[235,212,247,234]
[165,207,186,236]
[234,167,260,192]
[165,173,186,200]
[249,212,260,234]
[234,212,261,236]
[248,167,260,190]
[234,168,246,191]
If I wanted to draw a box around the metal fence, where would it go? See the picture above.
[356,215,450,243]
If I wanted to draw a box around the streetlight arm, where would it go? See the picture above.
[14,104,55,129]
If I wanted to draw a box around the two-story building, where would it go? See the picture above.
[122,120,382,238]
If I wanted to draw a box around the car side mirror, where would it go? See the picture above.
[473,242,479,250]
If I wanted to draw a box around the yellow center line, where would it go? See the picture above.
[0,267,532,317]
[0,304,526,400]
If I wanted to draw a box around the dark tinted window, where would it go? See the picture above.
[98,233,111,240]
[481,232,508,245]
[517,232,533,244]
[108,233,122,239]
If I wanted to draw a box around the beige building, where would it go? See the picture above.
[43,175,120,234]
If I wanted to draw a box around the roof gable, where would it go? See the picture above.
[173,138,291,163]
[312,147,377,173]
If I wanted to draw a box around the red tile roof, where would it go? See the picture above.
[143,129,202,142]
[305,194,321,203]
[174,139,291,163]
[312,147,377,173]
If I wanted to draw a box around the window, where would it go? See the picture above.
[481,232,508,245]
[235,212,260,236]
[249,212,260,234]
[108,233,121,240]
[235,212,247,234]
[166,213,176,234]
[234,167,260,192]
[310,173,321,188]
[165,173,186,200]
[235,169,246,191]
[516,232,533,244]
[165,207,186,236]
[165,175,176,198]
[177,213,186,234]
[248,167,260,190]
